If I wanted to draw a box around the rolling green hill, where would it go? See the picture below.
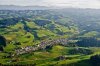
[0,9,100,66]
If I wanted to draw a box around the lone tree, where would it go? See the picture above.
[0,35,6,47]
[0,35,6,51]
[90,54,100,66]
[0,45,3,51]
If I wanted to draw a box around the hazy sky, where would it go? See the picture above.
[0,0,100,8]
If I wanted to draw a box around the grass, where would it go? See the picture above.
[0,21,100,66]
[1,45,100,66]
[36,29,56,38]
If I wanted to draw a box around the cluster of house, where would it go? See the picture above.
[14,38,68,56]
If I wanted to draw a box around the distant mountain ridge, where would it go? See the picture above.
[1,5,100,10]
[0,5,53,10]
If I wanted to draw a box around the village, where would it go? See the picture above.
[14,38,68,56]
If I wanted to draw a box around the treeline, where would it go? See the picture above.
[68,48,93,55]
[76,37,100,47]
[0,17,31,28]
[34,19,51,26]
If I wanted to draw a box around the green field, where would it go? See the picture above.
[0,45,100,66]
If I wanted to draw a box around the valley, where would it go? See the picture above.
[0,9,100,66]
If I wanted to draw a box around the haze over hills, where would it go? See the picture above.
[1,5,100,10]
[0,5,69,10]
[1,0,100,9]
[0,5,53,10]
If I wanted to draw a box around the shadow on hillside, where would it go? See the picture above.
[61,59,92,66]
